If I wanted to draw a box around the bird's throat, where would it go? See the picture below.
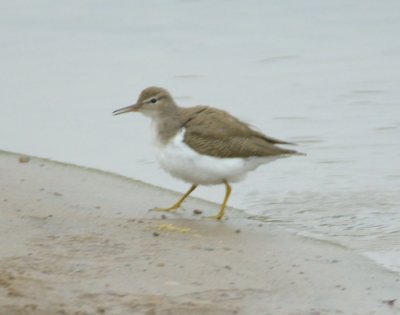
[152,114,182,145]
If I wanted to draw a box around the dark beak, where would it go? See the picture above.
[112,104,140,116]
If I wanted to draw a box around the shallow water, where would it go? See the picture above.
[1,1,399,272]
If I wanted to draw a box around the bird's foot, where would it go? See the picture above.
[204,214,224,221]
[154,205,180,212]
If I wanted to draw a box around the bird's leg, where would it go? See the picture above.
[208,181,231,220]
[156,184,198,212]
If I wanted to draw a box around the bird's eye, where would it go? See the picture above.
[150,98,157,104]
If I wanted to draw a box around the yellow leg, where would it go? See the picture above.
[156,184,198,212]
[208,181,232,220]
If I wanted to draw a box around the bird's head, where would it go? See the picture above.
[113,87,176,118]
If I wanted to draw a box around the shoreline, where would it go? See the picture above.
[0,150,399,314]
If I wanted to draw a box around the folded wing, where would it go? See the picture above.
[179,106,299,158]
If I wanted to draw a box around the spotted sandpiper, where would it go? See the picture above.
[113,87,302,220]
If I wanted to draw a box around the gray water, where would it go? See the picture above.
[1,1,399,272]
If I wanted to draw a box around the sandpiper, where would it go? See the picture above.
[113,87,302,220]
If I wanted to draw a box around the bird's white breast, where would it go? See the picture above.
[154,128,276,185]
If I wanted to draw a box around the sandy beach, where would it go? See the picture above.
[0,150,399,315]
[2,0,400,283]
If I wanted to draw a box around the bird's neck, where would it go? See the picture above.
[151,105,182,145]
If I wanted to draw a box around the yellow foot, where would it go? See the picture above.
[153,184,198,213]
[204,214,224,221]
[202,181,230,221]
[154,206,180,212]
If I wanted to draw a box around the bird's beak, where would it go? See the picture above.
[112,104,140,116]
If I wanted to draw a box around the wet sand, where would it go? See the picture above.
[0,151,399,315]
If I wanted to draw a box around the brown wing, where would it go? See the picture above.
[179,106,299,158]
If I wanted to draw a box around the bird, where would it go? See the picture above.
[113,87,302,220]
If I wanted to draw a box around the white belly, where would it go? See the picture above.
[155,129,279,185]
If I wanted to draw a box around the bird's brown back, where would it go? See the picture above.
[179,106,299,158]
